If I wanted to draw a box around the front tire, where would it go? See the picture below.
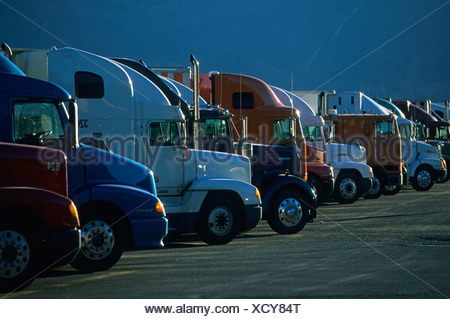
[411,165,435,191]
[364,173,383,199]
[0,217,40,293]
[267,190,308,234]
[308,174,324,204]
[382,184,401,195]
[70,209,124,272]
[333,172,361,204]
[197,197,240,245]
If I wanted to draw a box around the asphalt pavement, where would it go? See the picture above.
[2,182,450,299]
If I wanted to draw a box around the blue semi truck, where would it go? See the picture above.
[0,48,168,272]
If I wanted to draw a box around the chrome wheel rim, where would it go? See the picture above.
[208,207,233,236]
[339,178,357,199]
[80,220,114,260]
[417,170,432,188]
[0,230,30,279]
[278,198,303,227]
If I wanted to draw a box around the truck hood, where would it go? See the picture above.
[326,142,366,164]
[80,144,157,195]
[193,149,251,184]
[402,140,441,161]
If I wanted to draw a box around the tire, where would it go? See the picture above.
[363,173,383,199]
[70,209,124,272]
[333,172,361,204]
[308,175,323,204]
[437,169,449,183]
[411,165,435,191]
[0,216,40,293]
[382,183,401,195]
[267,190,308,234]
[197,196,240,245]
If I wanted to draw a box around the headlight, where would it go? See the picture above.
[155,201,165,214]
[255,188,261,200]
[69,202,78,219]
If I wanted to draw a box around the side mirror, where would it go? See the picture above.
[68,100,79,149]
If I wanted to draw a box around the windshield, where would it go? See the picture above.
[436,126,449,140]
[201,118,229,139]
[398,123,411,140]
[13,101,65,149]
[303,126,323,142]
[274,118,296,139]
[415,125,427,141]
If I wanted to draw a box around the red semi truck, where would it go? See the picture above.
[0,142,81,292]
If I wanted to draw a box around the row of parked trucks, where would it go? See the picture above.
[1,43,447,292]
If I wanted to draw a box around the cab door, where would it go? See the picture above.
[145,121,187,195]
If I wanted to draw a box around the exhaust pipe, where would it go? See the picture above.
[445,100,449,122]
[1,43,13,60]
[190,55,201,149]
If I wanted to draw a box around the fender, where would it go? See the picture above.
[256,173,316,216]
[70,183,164,218]
[331,161,373,179]
[188,177,261,207]
[0,187,78,228]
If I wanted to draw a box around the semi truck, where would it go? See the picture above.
[200,72,334,204]
[8,46,262,245]
[393,100,449,184]
[325,114,403,198]
[271,86,374,204]
[0,47,168,272]
[112,57,316,234]
[0,142,81,292]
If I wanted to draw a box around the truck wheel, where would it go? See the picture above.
[70,210,124,272]
[308,175,323,204]
[411,165,435,191]
[437,170,449,183]
[0,221,39,293]
[268,190,308,234]
[363,174,382,199]
[333,172,361,204]
[382,184,401,195]
[197,197,240,245]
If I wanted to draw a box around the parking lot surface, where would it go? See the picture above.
[2,183,450,299]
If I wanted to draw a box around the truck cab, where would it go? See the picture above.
[327,114,403,199]
[0,49,168,272]
[203,72,334,204]
[0,142,81,292]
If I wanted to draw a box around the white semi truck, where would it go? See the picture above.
[11,46,262,245]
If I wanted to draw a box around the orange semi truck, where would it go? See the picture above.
[325,113,403,198]
[0,142,81,292]
[201,72,335,203]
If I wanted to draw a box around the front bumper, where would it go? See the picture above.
[361,177,373,196]
[131,216,169,247]
[242,204,262,232]
[320,176,335,200]
[48,228,81,267]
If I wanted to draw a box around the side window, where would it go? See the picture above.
[149,122,180,146]
[232,92,254,109]
[13,102,65,147]
[75,71,104,99]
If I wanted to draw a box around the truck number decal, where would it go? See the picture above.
[79,119,89,128]
[47,161,61,172]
